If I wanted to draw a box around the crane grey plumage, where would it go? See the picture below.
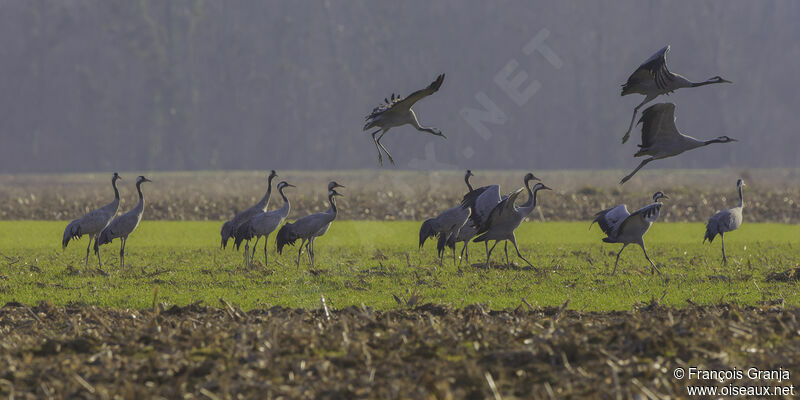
[276,182,345,268]
[620,45,732,143]
[220,170,278,249]
[363,74,446,166]
[62,172,122,268]
[234,181,295,267]
[704,179,745,264]
[471,175,550,268]
[94,176,152,268]
[462,172,541,266]
[619,103,737,184]
[592,192,668,275]
[419,202,471,265]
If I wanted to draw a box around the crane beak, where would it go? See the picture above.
[541,185,552,191]
[285,183,296,188]
[143,178,153,183]
[662,195,670,199]
[335,183,345,189]
[721,78,732,83]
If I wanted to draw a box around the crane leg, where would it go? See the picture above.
[622,96,653,143]
[119,237,126,269]
[486,241,498,266]
[375,130,395,166]
[243,241,250,267]
[612,243,629,275]
[639,242,661,275]
[483,241,489,265]
[250,236,260,267]
[306,240,313,265]
[510,234,534,269]
[721,233,727,265]
[463,242,469,264]
[84,236,93,268]
[297,238,306,269]
[264,235,269,268]
[96,245,103,268]
[370,130,386,166]
[504,241,510,267]
[620,157,654,185]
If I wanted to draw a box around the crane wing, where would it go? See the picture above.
[618,202,662,234]
[592,204,630,237]
[476,187,524,234]
[622,45,674,94]
[393,73,445,111]
[638,103,680,149]
[461,184,502,228]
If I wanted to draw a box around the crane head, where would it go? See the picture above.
[713,136,737,144]
[278,181,295,190]
[652,191,669,202]
[137,176,152,184]
[465,170,474,178]
[532,183,551,192]
[737,179,745,188]
[329,189,344,198]
[268,170,278,180]
[328,181,345,191]
[524,172,541,184]
[710,76,732,84]
[112,172,121,181]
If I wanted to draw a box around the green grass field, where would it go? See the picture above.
[1,220,798,310]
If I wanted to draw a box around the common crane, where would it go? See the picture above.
[704,179,745,264]
[62,172,122,268]
[620,45,731,143]
[470,175,551,268]
[364,74,446,166]
[591,192,668,275]
[220,170,278,249]
[461,172,542,265]
[619,103,737,184]
[233,181,295,268]
[277,182,345,268]
[94,176,152,268]
[419,202,471,265]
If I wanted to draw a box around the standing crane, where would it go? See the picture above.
[704,179,745,264]
[470,175,551,268]
[363,74,446,166]
[234,181,295,268]
[220,170,278,249]
[94,176,152,268]
[276,182,345,268]
[591,192,668,275]
[619,103,737,184]
[461,172,542,265]
[419,201,471,266]
[620,45,731,143]
[62,172,122,268]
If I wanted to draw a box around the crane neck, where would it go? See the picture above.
[112,177,120,200]
[327,193,338,215]
[135,181,145,209]
[464,174,473,192]
[259,175,276,208]
[278,186,291,214]
[691,78,723,88]
[521,179,535,208]
[737,184,744,208]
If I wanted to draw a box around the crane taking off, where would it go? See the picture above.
[363,74,446,166]
[620,45,731,143]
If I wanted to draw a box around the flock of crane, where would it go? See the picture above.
[61,45,746,274]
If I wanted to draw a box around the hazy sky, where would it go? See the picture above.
[1,1,798,173]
